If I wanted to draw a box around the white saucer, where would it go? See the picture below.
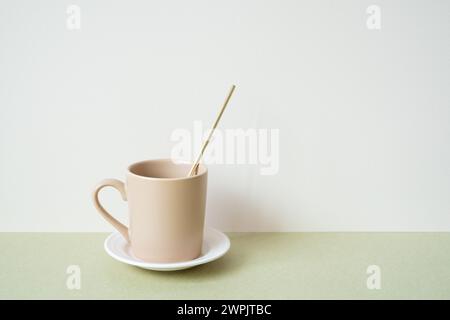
[104,228,230,271]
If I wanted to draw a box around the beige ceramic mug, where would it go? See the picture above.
[92,159,207,263]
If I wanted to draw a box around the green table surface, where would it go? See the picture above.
[0,233,449,299]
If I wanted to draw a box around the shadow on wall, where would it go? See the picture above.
[206,185,284,232]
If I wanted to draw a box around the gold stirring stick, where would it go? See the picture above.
[187,85,236,177]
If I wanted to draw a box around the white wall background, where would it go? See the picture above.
[1,0,449,231]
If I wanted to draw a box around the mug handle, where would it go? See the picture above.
[92,179,129,242]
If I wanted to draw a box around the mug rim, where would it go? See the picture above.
[127,158,207,181]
